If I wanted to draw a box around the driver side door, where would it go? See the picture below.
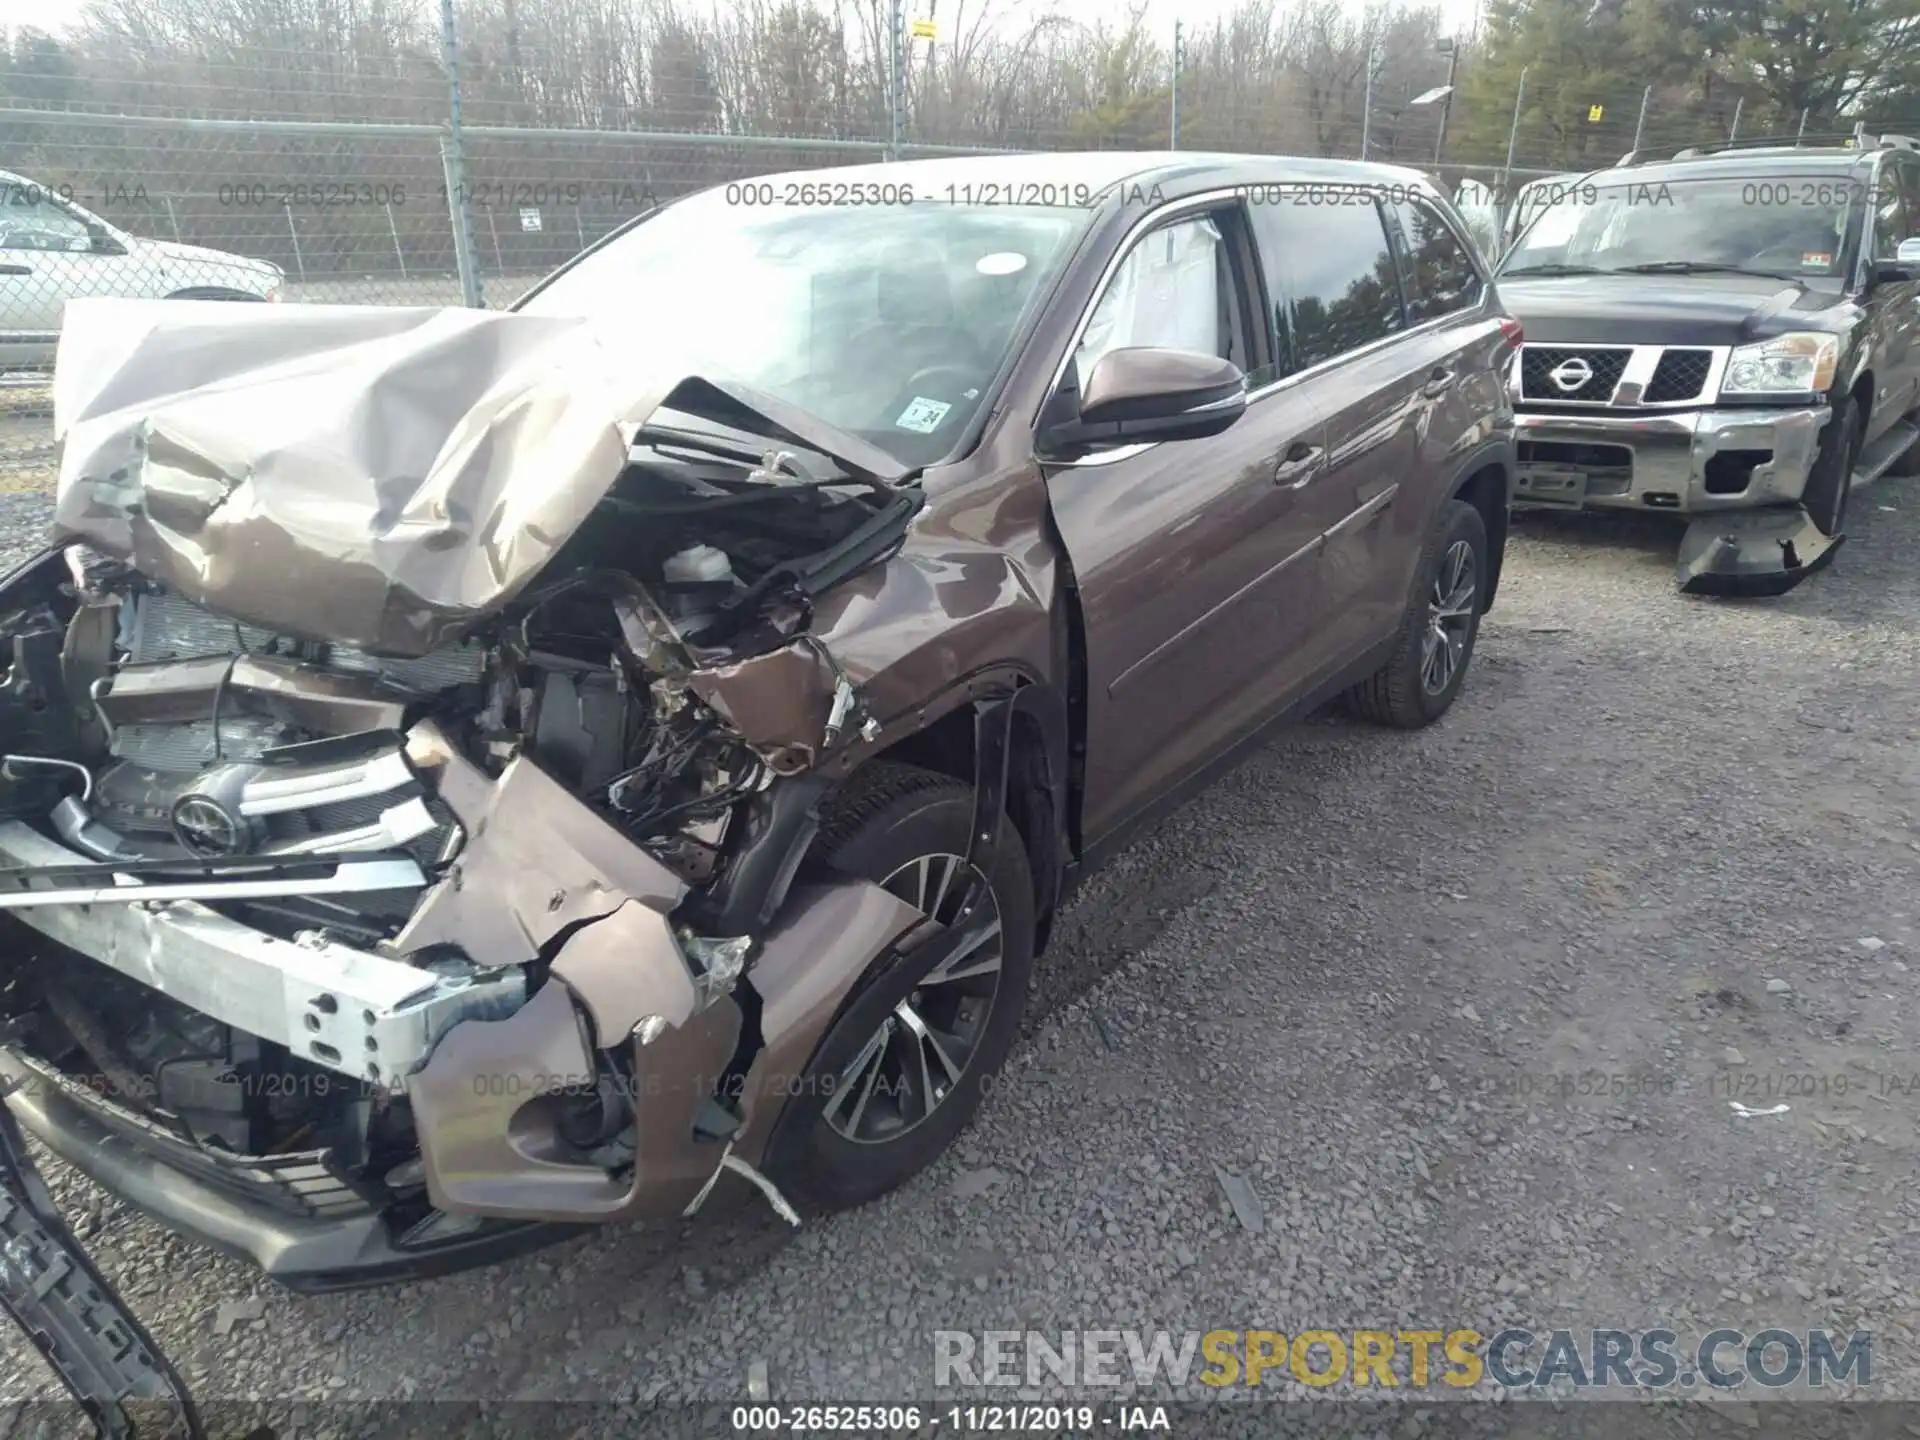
[1039,196,1334,841]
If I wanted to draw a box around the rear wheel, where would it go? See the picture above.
[1803,392,1861,537]
[763,762,1035,1213]
[1345,499,1488,729]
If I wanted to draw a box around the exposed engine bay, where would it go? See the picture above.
[0,416,920,1250]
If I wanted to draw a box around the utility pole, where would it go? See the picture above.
[1170,20,1184,150]
[1631,84,1651,154]
[1432,40,1460,165]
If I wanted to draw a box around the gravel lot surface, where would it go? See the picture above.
[1,452,1916,1431]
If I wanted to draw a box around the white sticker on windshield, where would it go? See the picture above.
[977,251,1027,275]
[896,397,952,433]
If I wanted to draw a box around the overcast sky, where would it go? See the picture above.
[0,0,1483,47]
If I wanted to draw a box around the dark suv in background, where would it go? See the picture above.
[1495,129,1920,593]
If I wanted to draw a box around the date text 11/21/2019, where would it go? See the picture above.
[728,1404,1174,1432]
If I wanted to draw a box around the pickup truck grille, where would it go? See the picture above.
[1644,348,1714,403]
[1516,343,1731,408]
[1521,346,1630,402]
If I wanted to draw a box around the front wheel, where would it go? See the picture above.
[762,762,1035,1214]
[1344,498,1488,729]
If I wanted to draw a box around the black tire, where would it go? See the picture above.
[1803,392,1860,536]
[762,761,1035,1214]
[1344,498,1488,729]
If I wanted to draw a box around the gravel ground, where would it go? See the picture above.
[1,459,1917,1430]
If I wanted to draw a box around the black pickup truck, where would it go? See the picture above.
[1492,129,1920,594]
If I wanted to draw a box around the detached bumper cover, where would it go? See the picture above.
[1513,404,1827,512]
[0,1078,202,1437]
[1676,507,1842,597]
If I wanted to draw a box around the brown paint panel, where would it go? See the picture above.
[395,721,686,969]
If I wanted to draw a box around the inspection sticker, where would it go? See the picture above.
[896,397,952,432]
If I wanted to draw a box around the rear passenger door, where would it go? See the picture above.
[1247,189,1430,662]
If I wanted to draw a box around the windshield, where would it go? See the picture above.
[518,188,1091,467]
[1499,174,1859,281]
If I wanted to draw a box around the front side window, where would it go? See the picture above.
[519,190,1089,465]
[1073,213,1230,385]
[1249,193,1405,372]
[1501,174,1859,282]
[0,185,92,252]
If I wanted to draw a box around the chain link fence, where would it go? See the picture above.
[0,0,1906,480]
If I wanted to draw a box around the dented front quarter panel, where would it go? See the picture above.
[690,461,1064,769]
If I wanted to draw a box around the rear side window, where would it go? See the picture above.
[1391,197,1484,322]
[1247,191,1405,373]
[1874,164,1908,259]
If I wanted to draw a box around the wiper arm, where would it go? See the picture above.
[1609,261,1805,285]
[1499,262,1605,276]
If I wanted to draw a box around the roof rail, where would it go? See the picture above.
[1668,130,1885,160]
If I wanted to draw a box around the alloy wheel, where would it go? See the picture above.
[1421,540,1477,697]
[823,852,1004,1146]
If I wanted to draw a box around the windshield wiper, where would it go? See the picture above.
[1608,261,1805,285]
[1499,262,1605,276]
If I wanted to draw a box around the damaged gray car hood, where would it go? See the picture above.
[51,297,906,657]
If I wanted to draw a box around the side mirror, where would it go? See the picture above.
[1040,346,1247,453]
[1898,238,1920,265]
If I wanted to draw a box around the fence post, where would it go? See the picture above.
[1728,96,1743,142]
[438,0,485,307]
[1501,66,1527,205]
[385,202,408,280]
[1170,19,1182,150]
[1796,108,1809,144]
[887,0,904,160]
[162,194,182,242]
[281,199,306,282]
[1433,43,1460,165]
[1632,85,1651,154]
[1361,40,1380,159]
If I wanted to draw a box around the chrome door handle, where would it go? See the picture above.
[1274,444,1323,487]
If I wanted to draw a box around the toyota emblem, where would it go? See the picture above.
[169,794,250,858]
[1549,356,1595,392]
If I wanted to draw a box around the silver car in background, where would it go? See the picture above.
[0,169,284,371]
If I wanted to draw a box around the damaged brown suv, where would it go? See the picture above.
[0,151,1516,1289]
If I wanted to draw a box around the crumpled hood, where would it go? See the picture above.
[50,298,903,657]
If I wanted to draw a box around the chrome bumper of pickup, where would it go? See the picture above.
[0,820,523,1089]
[1513,405,1828,513]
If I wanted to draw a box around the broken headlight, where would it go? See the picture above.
[1720,333,1839,397]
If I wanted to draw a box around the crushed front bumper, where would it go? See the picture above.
[0,719,928,1286]
[1512,404,1828,514]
